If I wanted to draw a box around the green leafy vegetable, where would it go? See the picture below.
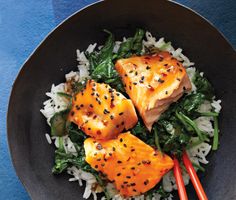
[154,126,162,153]
[212,116,219,150]
[86,29,145,92]
[116,28,145,59]
[192,162,205,172]
[86,30,124,92]
[52,136,111,199]
[193,71,214,100]
[145,185,171,199]
[67,122,87,145]
[50,109,70,136]
[175,112,209,142]
[57,92,72,98]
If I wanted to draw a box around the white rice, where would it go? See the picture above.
[45,133,52,144]
[40,31,222,200]
[211,99,222,113]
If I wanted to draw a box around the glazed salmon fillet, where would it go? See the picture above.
[115,52,192,131]
[84,132,174,197]
[68,80,138,140]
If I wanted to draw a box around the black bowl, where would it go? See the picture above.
[7,0,236,199]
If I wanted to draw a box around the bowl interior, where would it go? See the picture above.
[7,0,236,199]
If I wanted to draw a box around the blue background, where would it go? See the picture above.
[0,0,235,199]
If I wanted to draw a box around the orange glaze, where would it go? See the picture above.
[84,132,174,197]
[68,80,138,140]
[115,52,192,131]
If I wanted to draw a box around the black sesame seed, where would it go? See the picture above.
[75,105,80,110]
[133,82,137,85]
[104,95,108,100]
[71,111,74,116]
[177,62,180,66]
[129,70,133,73]
[117,160,122,164]
[126,176,131,179]
[92,88,96,91]
[110,115,114,120]
[177,78,181,81]
[165,91,168,95]
[95,165,98,169]
[80,104,84,107]
[116,93,120,96]
[123,181,128,184]
[91,92,95,96]
[133,189,137,192]
[123,144,127,148]
[117,173,121,176]
[146,66,151,70]
[97,158,101,161]
[119,112,124,116]
[89,104,93,108]
[146,160,151,164]
[144,180,149,185]
[121,121,125,125]
[112,147,116,151]
[131,148,135,152]
[179,68,183,72]
[103,109,110,114]
[135,71,138,76]
[124,74,128,77]
[120,138,123,142]
[101,163,105,167]
[158,78,165,83]
[164,63,168,66]
[131,183,136,186]
[116,124,120,128]
[131,167,135,170]
[88,127,91,130]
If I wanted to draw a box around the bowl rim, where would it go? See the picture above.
[6,0,235,199]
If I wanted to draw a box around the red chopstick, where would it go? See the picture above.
[182,151,208,200]
[173,156,188,200]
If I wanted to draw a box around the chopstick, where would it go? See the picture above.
[173,152,208,200]
[173,156,188,200]
[182,151,208,200]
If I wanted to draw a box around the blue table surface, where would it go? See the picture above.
[0,0,235,199]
